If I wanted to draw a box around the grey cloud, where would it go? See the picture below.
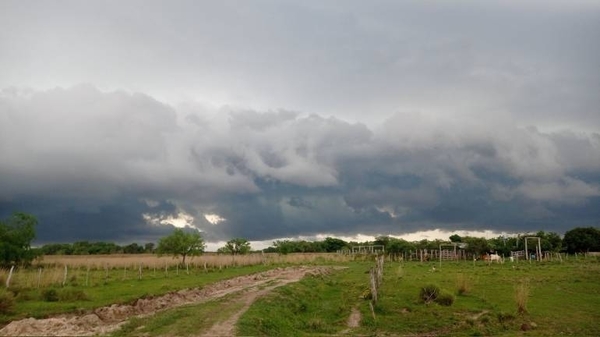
[1,86,599,243]
[1,1,598,128]
[1,0,599,243]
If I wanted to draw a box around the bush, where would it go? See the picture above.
[59,288,89,301]
[434,290,455,306]
[0,290,15,314]
[515,279,530,314]
[497,311,516,323]
[419,284,441,303]
[456,273,471,295]
[419,284,454,306]
[42,289,59,302]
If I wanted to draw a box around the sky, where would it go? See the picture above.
[1,0,599,250]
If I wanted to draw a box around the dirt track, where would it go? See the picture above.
[0,266,334,336]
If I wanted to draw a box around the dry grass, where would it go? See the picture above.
[515,278,530,314]
[38,252,349,269]
[456,273,471,295]
[0,253,350,289]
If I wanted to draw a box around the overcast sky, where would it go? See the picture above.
[1,0,599,248]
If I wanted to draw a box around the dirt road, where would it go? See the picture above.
[0,266,334,336]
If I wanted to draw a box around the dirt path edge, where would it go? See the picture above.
[0,266,335,336]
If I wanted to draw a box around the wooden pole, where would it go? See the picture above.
[37,267,42,288]
[6,265,15,288]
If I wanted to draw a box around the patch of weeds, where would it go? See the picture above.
[435,290,455,306]
[396,266,404,279]
[497,311,516,323]
[419,284,454,306]
[514,279,530,314]
[41,289,59,302]
[59,288,89,301]
[293,301,308,314]
[456,273,471,295]
[305,317,329,333]
[15,290,35,302]
[0,290,15,314]
[419,284,441,304]
[479,313,491,324]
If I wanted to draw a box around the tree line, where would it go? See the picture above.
[1,211,600,267]
[264,229,600,257]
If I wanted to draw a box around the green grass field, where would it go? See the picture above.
[0,264,273,325]
[2,256,599,336]
[238,258,600,336]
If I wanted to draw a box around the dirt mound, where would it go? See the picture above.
[0,266,333,336]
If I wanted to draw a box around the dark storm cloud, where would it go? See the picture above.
[1,85,599,244]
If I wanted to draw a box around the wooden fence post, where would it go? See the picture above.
[62,265,68,286]
[6,266,15,288]
[37,267,42,288]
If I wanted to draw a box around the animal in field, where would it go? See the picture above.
[483,253,502,263]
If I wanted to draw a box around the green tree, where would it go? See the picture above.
[123,243,144,254]
[0,212,39,266]
[387,238,415,255]
[144,242,155,253]
[273,240,295,255]
[534,231,563,252]
[156,229,205,264]
[563,227,600,253]
[449,234,462,243]
[323,237,348,252]
[218,238,252,255]
[462,236,490,257]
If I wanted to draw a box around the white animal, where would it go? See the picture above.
[509,256,514,262]
[489,253,502,262]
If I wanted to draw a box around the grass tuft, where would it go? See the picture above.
[456,273,471,295]
[0,289,15,314]
[41,289,59,302]
[419,284,441,304]
[515,279,530,314]
[434,290,455,306]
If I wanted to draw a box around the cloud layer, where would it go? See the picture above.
[1,1,599,244]
[1,86,599,243]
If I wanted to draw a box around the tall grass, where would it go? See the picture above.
[514,278,530,314]
[0,253,350,290]
[456,273,471,295]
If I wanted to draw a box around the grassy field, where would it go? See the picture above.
[0,253,349,326]
[2,254,599,336]
[238,258,600,336]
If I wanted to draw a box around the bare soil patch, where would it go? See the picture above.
[0,266,333,336]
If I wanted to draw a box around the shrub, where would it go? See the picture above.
[497,311,516,323]
[434,290,455,306]
[419,284,441,303]
[42,289,59,302]
[419,284,454,306]
[456,273,471,295]
[0,290,15,314]
[515,280,530,314]
[59,288,89,301]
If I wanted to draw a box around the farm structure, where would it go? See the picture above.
[339,245,385,255]
[407,248,468,262]
[524,236,542,261]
